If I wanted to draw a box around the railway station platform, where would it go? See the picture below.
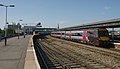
[0,35,40,69]
[114,43,120,49]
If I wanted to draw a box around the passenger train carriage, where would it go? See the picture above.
[51,28,109,47]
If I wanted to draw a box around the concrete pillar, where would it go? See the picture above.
[112,28,114,41]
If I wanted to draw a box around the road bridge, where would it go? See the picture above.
[59,18,120,31]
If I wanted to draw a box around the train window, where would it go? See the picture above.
[89,31,93,34]
[66,33,69,36]
[62,33,64,35]
[77,33,82,36]
[57,33,61,35]
[71,33,74,36]
[71,33,82,36]
[86,32,91,37]
[88,32,95,37]
[99,31,109,36]
[94,31,97,37]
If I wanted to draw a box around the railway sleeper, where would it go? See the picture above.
[70,64,81,68]
[43,55,67,69]
[39,39,113,69]
[48,66,62,69]
[47,62,60,66]
[76,58,110,69]
[46,59,66,68]
[48,64,62,68]
[89,63,106,67]
[67,62,79,65]
[55,66,63,69]
[86,62,111,69]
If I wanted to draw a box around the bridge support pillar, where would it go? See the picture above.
[112,28,114,42]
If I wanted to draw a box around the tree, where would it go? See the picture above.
[0,28,2,33]
[0,28,4,34]
[6,28,15,34]
[0,28,5,38]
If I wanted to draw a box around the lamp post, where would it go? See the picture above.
[18,20,23,39]
[0,4,15,46]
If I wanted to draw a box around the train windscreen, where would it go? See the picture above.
[99,31,109,36]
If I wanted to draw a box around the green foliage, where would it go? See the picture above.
[6,28,15,34]
[0,28,2,33]
[0,28,4,34]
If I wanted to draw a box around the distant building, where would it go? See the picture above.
[23,26,57,35]
[114,30,120,35]
[8,23,21,29]
[23,26,36,34]
[109,30,120,35]
[8,23,22,33]
[34,27,57,35]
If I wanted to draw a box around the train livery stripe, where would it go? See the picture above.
[60,32,62,38]
[83,31,86,40]
[69,31,72,40]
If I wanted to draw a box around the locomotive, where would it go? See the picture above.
[51,28,110,47]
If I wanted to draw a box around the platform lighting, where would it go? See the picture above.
[0,4,15,46]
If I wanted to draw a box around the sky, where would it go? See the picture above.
[0,0,120,29]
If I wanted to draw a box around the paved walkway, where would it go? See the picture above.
[24,35,40,69]
[0,35,39,69]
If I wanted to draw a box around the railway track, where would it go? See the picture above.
[41,36,120,69]
[38,41,71,69]
[49,36,120,58]
[35,36,119,69]
[40,40,112,69]
[109,48,120,53]
[33,39,49,69]
[38,40,84,69]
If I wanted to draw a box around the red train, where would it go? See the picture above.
[51,28,110,47]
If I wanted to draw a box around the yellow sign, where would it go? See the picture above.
[100,37,109,40]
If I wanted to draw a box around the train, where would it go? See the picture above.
[51,28,110,47]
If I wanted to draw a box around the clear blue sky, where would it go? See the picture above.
[0,0,120,29]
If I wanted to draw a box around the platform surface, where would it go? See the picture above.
[0,35,38,69]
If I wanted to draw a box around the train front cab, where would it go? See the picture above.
[88,28,110,47]
[98,29,110,47]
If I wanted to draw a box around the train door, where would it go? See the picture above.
[88,30,98,46]
[56,32,58,37]
[94,30,99,46]
[60,31,62,39]
[69,31,72,40]
[64,31,66,39]
[65,31,70,39]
